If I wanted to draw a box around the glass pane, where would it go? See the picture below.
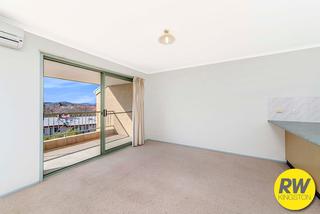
[103,76,133,150]
[43,59,101,175]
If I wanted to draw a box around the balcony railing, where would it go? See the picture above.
[43,111,132,146]
[44,111,100,140]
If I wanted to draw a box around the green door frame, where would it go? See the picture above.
[40,52,133,178]
[100,73,106,153]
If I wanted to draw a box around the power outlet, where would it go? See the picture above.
[275,107,284,113]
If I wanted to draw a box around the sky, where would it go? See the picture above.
[44,77,99,104]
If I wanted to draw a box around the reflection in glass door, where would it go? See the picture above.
[100,74,133,151]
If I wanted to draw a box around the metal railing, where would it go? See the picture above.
[43,111,99,141]
[43,111,132,141]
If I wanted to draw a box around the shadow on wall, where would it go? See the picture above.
[108,83,133,114]
[96,83,133,137]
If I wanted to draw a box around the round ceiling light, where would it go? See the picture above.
[158,29,175,45]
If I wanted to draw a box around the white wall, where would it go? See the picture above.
[0,32,145,196]
[145,48,320,162]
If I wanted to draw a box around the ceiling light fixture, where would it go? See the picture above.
[159,29,175,45]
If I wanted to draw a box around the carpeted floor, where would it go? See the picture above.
[0,140,319,214]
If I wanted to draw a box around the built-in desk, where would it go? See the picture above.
[269,120,320,198]
[269,120,320,146]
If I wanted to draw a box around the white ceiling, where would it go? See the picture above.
[1,0,320,73]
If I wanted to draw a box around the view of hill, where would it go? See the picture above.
[44,102,96,114]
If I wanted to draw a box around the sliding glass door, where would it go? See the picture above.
[42,56,133,175]
[102,74,133,152]
[43,59,102,174]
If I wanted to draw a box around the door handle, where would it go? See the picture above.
[102,109,108,117]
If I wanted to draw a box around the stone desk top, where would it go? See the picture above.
[269,120,320,146]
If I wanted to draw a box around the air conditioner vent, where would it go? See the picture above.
[0,20,24,49]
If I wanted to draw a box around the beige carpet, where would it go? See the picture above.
[0,140,319,214]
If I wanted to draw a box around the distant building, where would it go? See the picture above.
[43,114,97,136]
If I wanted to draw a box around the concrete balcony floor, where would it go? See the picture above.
[44,134,131,174]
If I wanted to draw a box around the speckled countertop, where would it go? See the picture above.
[269,120,320,146]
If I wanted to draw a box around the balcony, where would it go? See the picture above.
[43,111,132,174]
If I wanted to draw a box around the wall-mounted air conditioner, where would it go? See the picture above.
[0,20,24,49]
